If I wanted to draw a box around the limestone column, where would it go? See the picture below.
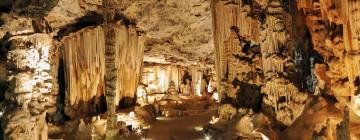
[2,34,58,140]
[102,0,119,139]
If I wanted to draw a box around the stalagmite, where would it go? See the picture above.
[336,106,350,140]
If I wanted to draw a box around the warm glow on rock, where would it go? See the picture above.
[212,92,219,102]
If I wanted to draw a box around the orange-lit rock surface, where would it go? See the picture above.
[2,0,360,139]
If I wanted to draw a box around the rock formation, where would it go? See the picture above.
[2,34,58,140]
[123,0,214,66]
[161,81,182,102]
[62,26,106,118]
[0,0,145,139]
[212,0,309,126]
[297,0,360,114]
[2,0,360,139]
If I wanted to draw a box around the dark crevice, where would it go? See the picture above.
[0,0,13,14]
[46,58,70,123]
[221,78,263,112]
[32,18,53,33]
[0,32,11,61]
[55,12,104,40]
[182,70,192,85]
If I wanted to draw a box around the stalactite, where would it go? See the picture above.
[212,0,264,113]
[298,0,360,111]
[212,0,260,93]
[191,66,203,96]
[141,65,182,94]
[114,24,144,107]
[260,0,308,126]
[342,0,360,83]
[61,26,106,118]
[61,12,144,139]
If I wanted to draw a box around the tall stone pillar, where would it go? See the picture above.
[2,34,59,140]
[102,0,120,139]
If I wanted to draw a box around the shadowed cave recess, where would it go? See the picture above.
[1,0,360,140]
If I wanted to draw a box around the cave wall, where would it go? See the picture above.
[297,0,360,115]
[212,1,360,138]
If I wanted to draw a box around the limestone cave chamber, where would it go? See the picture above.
[0,0,360,140]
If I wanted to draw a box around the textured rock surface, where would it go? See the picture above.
[62,26,106,118]
[2,34,58,140]
[3,0,360,139]
[297,0,360,116]
[123,0,214,66]
[0,0,145,139]
[59,5,144,119]
[212,0,309,126]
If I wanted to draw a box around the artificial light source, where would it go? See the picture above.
[212,92,219,102]
[129,111,136,117]
[135,128,142,136]
[194,126,203,131]
[204,134,212,140]
[209,116,219,124]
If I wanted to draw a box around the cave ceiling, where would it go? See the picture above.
[0,0,214,66]
[123,0,214,66]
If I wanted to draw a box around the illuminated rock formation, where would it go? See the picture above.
[211,0,308,125]
[297,0,360,115]
[161,81,182,103]
[141,65,182,94]
[2,34,58,140]
[4,0,360,139]
[62,26,106,118]
[259,1,308,126]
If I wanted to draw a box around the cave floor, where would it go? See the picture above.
[123,110,216,140]
[124,100,217,140]
[149,110,215,140]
